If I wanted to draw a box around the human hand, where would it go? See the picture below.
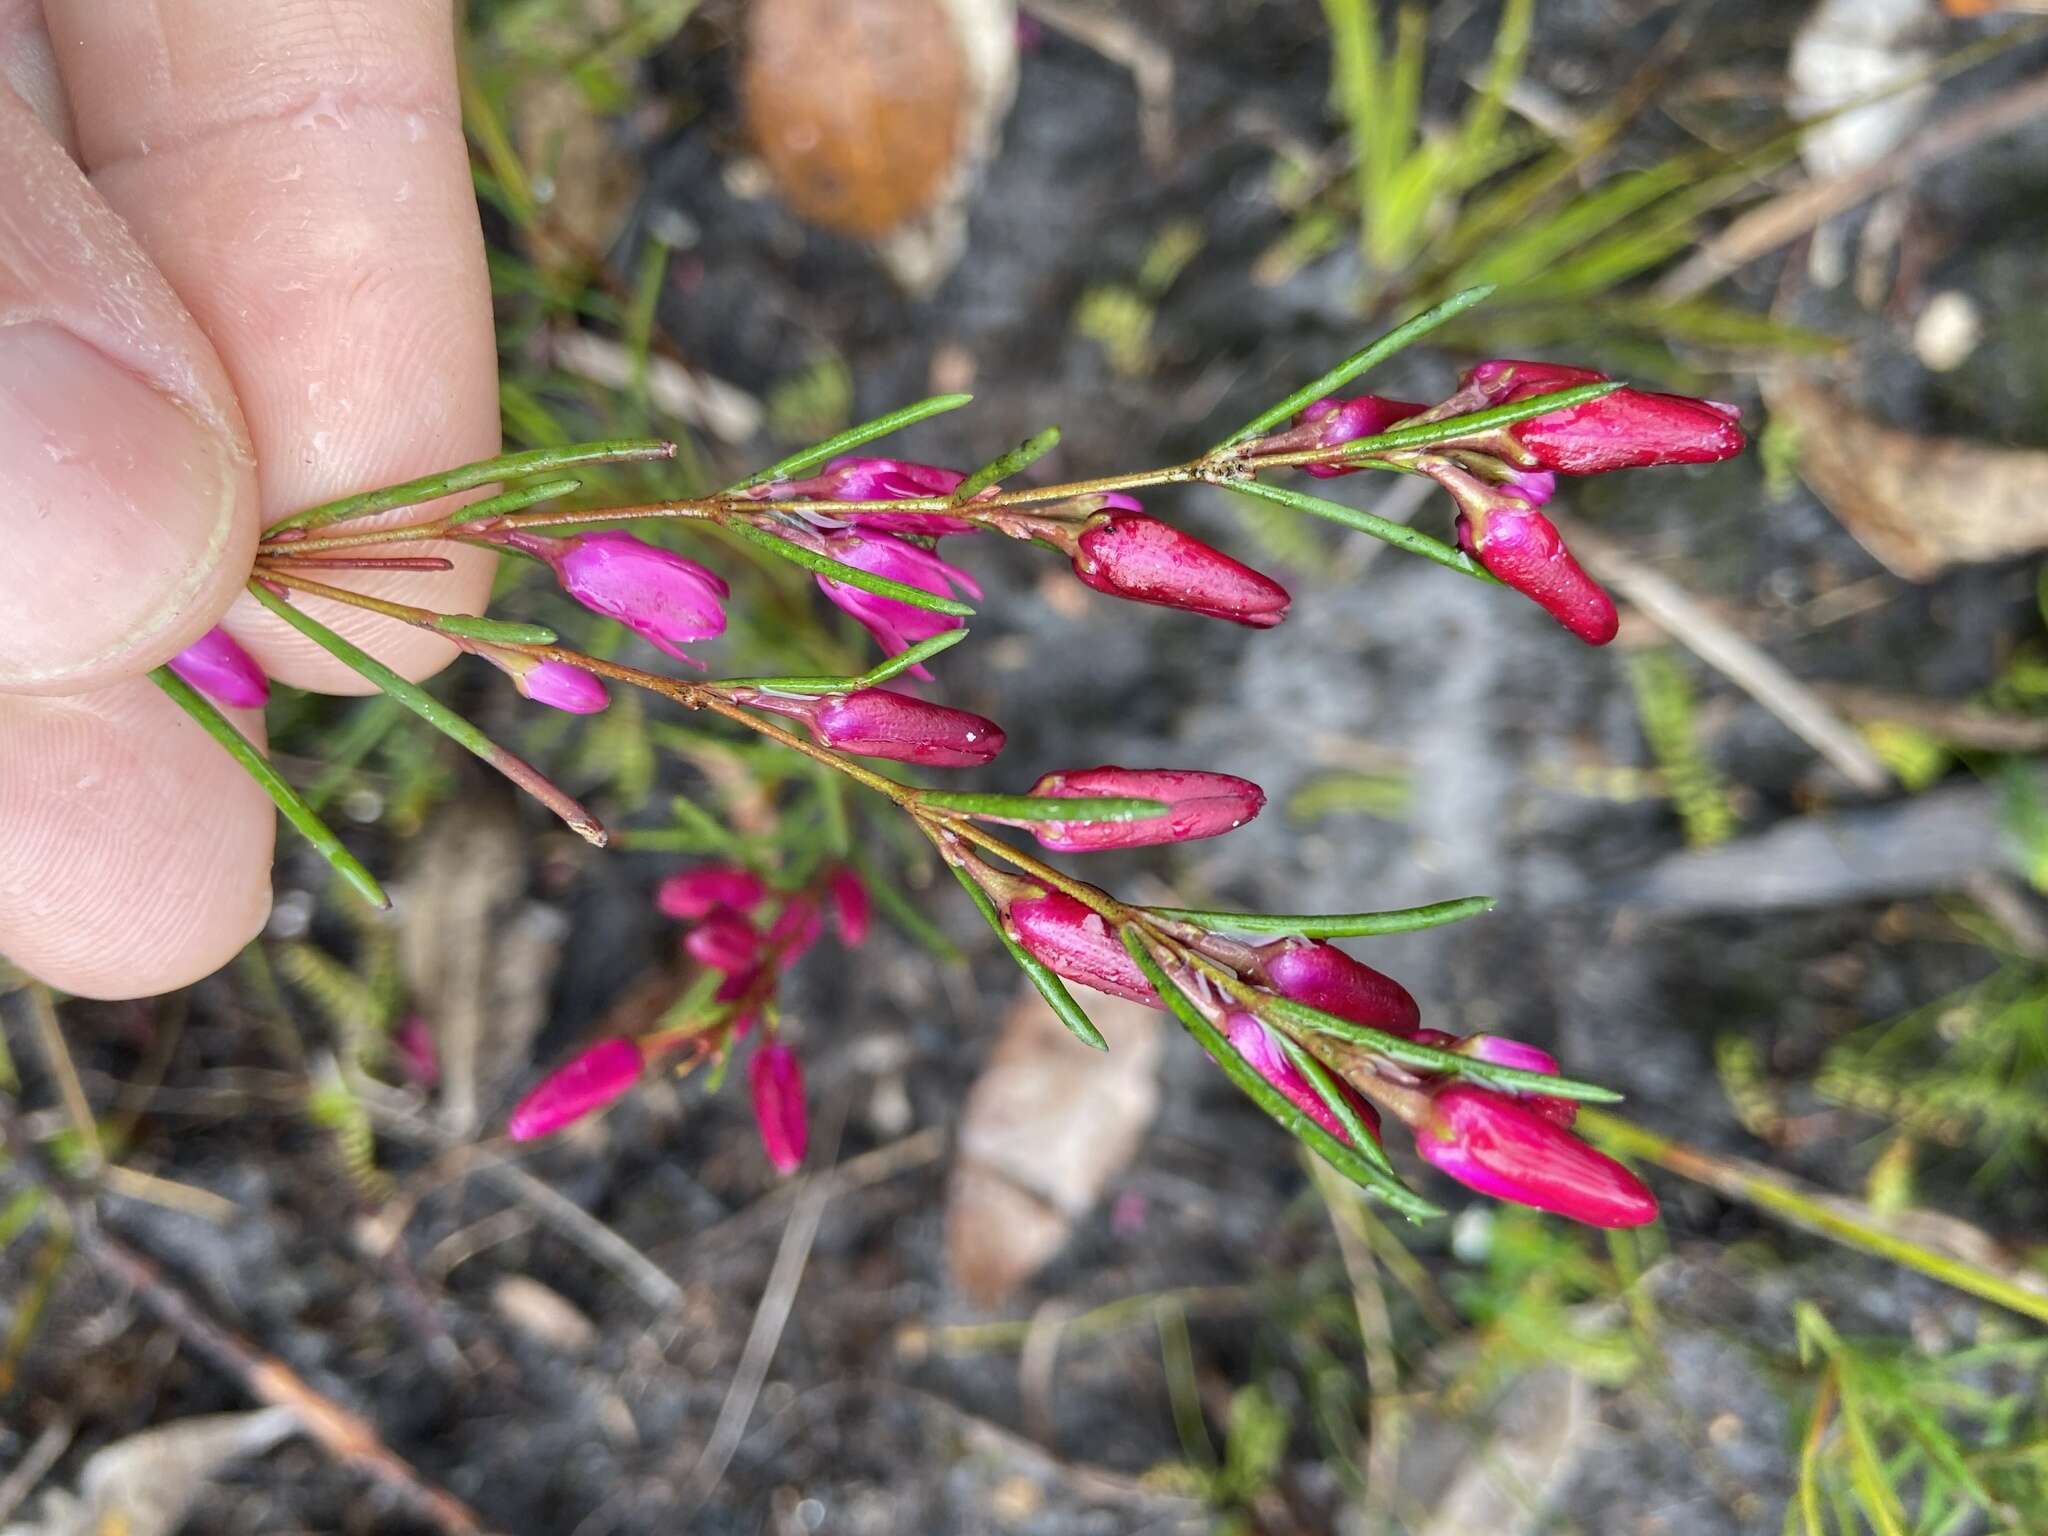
[0,1,498,998]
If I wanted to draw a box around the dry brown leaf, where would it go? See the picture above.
[1767,374,2048,580]
[944,989,1161,1308]
[1,1408,298,1536]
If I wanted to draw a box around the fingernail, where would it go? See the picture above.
[0,322,248,690]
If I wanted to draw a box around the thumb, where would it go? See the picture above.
[0,84,257,696]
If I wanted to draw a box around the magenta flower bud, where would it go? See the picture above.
[1454,1034,1576,1127]
[167,626,269,709]
[828,868,871,947]
[755,455,980,536]
[480,646,610,714]
[507,1037,644,1142]
[1024,766,1266,852]
[815,532,980,678]
[685,911,762,974]
[1462,359,1745,475]
[748,1041,808,1174]
[1294,394,1428,477]
[1252,938,1421,1037]
[1414,1085,1658,1228]
[742,687,1006,766]
[716,966,762,1039]
[1456,504,1618,646]
[769,896,823,965]
[513,531,728,665]
[395,1015,440,1089]
[1072,512,1291,629]
[1223,1012,1380,1146]
[656,865,768,920]
[1005,891,1160,1006]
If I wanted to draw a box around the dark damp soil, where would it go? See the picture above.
[8,5,2048,1533]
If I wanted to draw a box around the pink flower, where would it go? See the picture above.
[828,869,871,947]
[757,456,979,536]
[1005,891,1160,1006]
[770,896,823,965]
[748,1042,808,1174]
[1454,1034,1576,1126]
[1071,511,1291,628]
[739,687,1006,766]
[1413,1085,1658,1228]
[480,648,609,714]
[167,626,269,709]
[815,531,980,678]
[509,531,728,665]
[507,1037,644,1141]
[1252,939,1421,1037]
[656,866,768,920]
[1023,766,1266,852]
[1248,394,1427,478]
[1455,502,1618,646]
[685,911,762,974]
[1462,359,1745,475]
[1223,1012,1380,1146]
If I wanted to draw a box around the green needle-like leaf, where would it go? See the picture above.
[1320,379,1622,460]
[723,393,975,492]
[151,666,388,909]
[1227,478,1490,581]
[915,790,1167,823]
[1145,895,1496,937]
[431,614,560,645]
[953,427,1062,502]
[1120,926,1440,1220]
[948,864,1107,1049]
[1272,1029,1399,1178]
[720,519,976,616]
[1257,992,1623,1103]
[248,583,606,845]
[445,476,582,527]
[717,629,969,695]
[271,439,674,533]
[1212,285,1496,450]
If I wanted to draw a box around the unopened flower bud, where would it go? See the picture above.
[1413,1085,1657,1227]
[1251,938,1422,1036]
[1454,1034,1576,1126]
[395,1016,440,1089]
[508,531,728,665]
[1462,359,1745,475]
[755,455,980,536]
[1005,890,1160,1006]
[507,1037,643,1141]
[1072,511,1291,628]
[685,911,762,974]
[1455,501,1618,646]
[656,865,768,920]
[168,626,269,709]
[478,645,609,714]
[1248,394,1426,477]
[815,531,979,678]
[770,896,823,965]
[828,869,871,946]
[1024,766,1266,852]
[1223,1012,1380,1146]
[740,687,1005,766]
[749,1041,808,1174]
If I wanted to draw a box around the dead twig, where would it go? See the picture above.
[0,1416,73,1525]
[1023,0,1176,169]
[1550,513,1892,793]
[1311,1156,1403,1533]
[1819,684,2048,753]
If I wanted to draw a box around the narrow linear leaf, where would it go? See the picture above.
[724,393,975,491]
[446,476,582,528]
[916,789,1167,824]
[151,667,388,909]
[1146,895,1496,937]
[1258,992,1624,1103]
[1120,926,1440,1220]
[1321,380,1624,462]
[1227,478,1491,582]
[432,614,560,645]
[1271,1029,1399,1178]
[948,864,1107,1049]
[716,630,971,695]
[953,427,1062,503]
[272,440,674,533]
[721,519,975,616]
[247,583,606,845]
[1212,285,1497,450]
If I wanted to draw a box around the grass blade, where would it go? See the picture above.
[1145,895,1496,937]
[723,394,975,491]
[948,864,1107,1049]
[247,583,606,845]
[721,519,975,616]
[271,440,674,533]
[151,667,388,909]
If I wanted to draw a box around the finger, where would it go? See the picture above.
[0,80,260,694]
[0,0,72,150]
[45,0,500,695]
[0,680,273,999]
